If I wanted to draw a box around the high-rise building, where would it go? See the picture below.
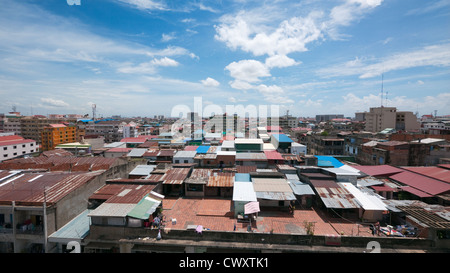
[41,124,77,151]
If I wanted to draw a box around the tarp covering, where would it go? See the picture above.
[244,201,260,214]
[127,195,161,220]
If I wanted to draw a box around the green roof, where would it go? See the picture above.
[127,195,161,220]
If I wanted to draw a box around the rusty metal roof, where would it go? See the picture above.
[89,183,156,204]
[0,155,119,171]
[236,165,257,173]
[207,173,234,187]
[162,168,190,184]
[309,180,360,209]
[0,171,104,206]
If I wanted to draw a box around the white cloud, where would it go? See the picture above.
[40,98,69,108]
[229,80,254,90]
[116,0,167,11]
[265,54,300,68]
[329,92,450,117]
[317,43,450,79]
[201,77,220,87]
[225,59,270,83]
[215,11,323,57]
[161,33,176,42]
[151,57,179,67]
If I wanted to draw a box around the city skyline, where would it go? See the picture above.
[1,0,449,118]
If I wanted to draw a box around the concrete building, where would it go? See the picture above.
[41,124,77,151]
[0,135,37,162]
[316,114,344,123]
[85,120,124,143]
[363,107,420,133]
[0,170,111,253]
[234,138,263,152]
[19,116,78,145]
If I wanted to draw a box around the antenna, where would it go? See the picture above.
[92,104,96,121]
[380,74,384,107]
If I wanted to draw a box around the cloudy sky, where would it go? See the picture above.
[0,0,449,118]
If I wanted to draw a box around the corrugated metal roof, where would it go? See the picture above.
[400,186,433,198]
[339,183,386,211]
[252,178,293,193]
[264,151,284,160]
[127,148,148,157]
[235,152,267,161]
[401,166,450,183]
[0,171,104,206]
[174,150,197,158]
[255,191,296,201]
[311,181,360,209]
[157,149,176,157]
[289,180,315,196]
[129,165,155,176]
[235,173,251,182]
[48,209,91,242]
[233,181,257,202]
[88,203,136,217]
[357,177,387,187]
[207,173,234,187]
[390,171,450,196]
[89,184,156,204]
[162,168,190,184]
[236,165,257,173]
[352,165,403,177]
[127,195,161,220]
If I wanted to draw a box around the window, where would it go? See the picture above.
[3,147,6,150]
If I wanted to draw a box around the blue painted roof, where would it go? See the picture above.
[315,156,344,168]
[272,133,293,143]
[48,209,91,241]
[235,173,251,182]
[196,146,211,153]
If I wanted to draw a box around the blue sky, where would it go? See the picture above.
[0,0,449,118]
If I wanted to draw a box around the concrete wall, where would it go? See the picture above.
[87,225,435,252]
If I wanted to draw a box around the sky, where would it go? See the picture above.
[0,0,449,118]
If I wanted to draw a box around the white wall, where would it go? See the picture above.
[1,141,37,162]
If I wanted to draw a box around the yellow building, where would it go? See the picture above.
[41,124,77,151]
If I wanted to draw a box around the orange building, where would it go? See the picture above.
[41,124,77,151]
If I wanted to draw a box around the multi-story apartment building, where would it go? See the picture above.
[85,120,125,143]
[41,124,77,151]
[363,107,420,133]
[19,116,78,145]
[1,112,22,135]
[0,135,37,162]
[305,134,345,155]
